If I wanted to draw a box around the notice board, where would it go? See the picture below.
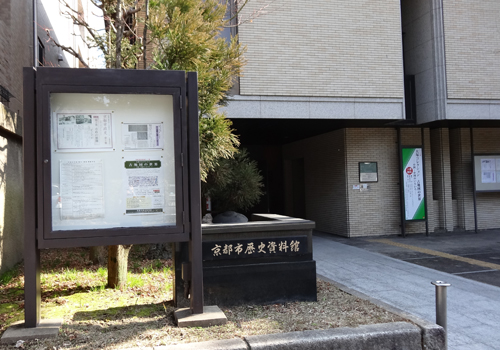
[474,155,500,192]
[23,68,204,326]
[50,93,176,231]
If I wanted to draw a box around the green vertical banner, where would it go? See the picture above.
[402,147,425,220]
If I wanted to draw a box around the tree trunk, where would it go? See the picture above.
[115,0,124,69]
[105,1,129,291]
[107,244,132,289]
[143,0,149,69]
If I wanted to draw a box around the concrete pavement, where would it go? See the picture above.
[313,234,500,350]
[322,230,500,288]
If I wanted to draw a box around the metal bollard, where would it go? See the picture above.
[431,281,451,349]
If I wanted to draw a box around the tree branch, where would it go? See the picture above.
[45,29,90,68]
[60,5,108,55]
[124,0,142,17]
[225,0,276,27]
[115,0,124,68]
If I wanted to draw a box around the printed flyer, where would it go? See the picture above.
[481,158,496,184]
[124,159,164,215]
[60,159,105,220]
[56,113,113,150]
[122,123,164,150]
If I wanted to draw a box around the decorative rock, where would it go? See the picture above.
[202,213,213,224]
[213,211,248,224]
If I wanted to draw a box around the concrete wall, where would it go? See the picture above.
[443,0,500,100]
[0,0,33,114]
[402,0,500,121]
[0,105,24,275]
[0,1,32,274]
[401,0,447,124]
[237,0,404,98]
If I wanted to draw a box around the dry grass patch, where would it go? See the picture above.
[0,246,406,349]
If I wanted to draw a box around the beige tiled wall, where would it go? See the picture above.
[345,128,400,236]
[449,128,475,230]
[345,128,434,236]
[238,0,404,98]
[470,128,500,229]
[443,0,500,99]
[283,128,440,237]
[281,126,500,236]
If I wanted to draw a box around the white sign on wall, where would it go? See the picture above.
[474,155,500,192]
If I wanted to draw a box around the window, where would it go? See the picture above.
[38,38,45,66]
[220,0,237,43]
[0,85,13,106]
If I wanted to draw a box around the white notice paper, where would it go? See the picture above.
[57,113,113,150]
[481,159,495,171]
[122,123,164,150]
[124,160,165,215]
[60,160,105,220]
[480,159,496,183]
[482,171,496,184]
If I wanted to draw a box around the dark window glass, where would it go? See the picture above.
[38,38,45,66]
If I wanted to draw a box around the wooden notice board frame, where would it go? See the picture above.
[23,67,204,327]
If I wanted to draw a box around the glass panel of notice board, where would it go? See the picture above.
[49,93,177,231]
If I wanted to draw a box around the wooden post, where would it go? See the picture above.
[23,67,41,327]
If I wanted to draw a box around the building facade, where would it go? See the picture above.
[222,0,500,237]
[0,0,100,274]
[0,0,32,275]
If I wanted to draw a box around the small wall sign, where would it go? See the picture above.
[359,162,378,182]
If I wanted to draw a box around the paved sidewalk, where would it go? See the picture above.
[313,235,500,350]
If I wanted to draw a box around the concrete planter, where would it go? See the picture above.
[201,214,317,306]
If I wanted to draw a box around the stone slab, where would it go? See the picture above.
[0,319,62,344]
[154,338,247,350]
[174,306,227,328]
[137,322,436,350]
[245,322,421,350]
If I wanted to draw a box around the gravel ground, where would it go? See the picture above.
[0,247,407,349]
